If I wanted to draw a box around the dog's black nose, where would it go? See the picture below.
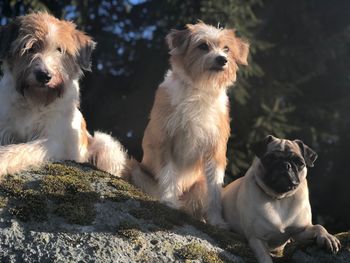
[35,70,52,84]
[215,56,228,66]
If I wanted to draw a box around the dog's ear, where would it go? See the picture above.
[75,31,96,71]
[0,20,19,60]
[294,140,318,167]
[251,135,276,158]
[166,28,191,55]
[235,37,249,65]
[226,29,249,66]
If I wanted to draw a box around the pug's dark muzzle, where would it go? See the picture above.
[264,170,300,193]
[261,151,304,194]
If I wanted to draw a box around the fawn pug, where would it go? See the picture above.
[222,135,341,263]
[0,12,126,178]
[131,22,249,225]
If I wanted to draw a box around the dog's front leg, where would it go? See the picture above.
[248,238,273,263]
[0,139,58,178]
[205,160,226,227]
[293,224,341,253]
[158,162,181,209]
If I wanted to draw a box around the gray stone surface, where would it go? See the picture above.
[0,161,348,263]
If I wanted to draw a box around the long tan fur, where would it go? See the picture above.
[130,22,249,225]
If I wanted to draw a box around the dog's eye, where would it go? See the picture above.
[27,46,37,53]
[198,43,209,51]
[57,47,62,53]
[293,157,305,168]
[223,46,230,53]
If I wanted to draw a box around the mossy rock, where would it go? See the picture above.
[175,242,228,263]
[0,162,101,225]
[0,161,348,262]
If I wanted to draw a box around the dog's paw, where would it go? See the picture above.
[215,221,229,229]
[160,199,181,210]
[207,214,229,229]
[315,227,341,253]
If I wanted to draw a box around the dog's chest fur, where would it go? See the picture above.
[0,102,61,144]
[0,73,78,145]
[0,107,43,144]
[252,182,311,247]
[163,72,228,152]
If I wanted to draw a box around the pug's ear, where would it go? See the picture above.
[166,27,191,55]
[251,135,276,159]
[294,140,318,167]
[0,20,19,60]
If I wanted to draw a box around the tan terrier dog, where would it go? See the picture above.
[131,22,249,226]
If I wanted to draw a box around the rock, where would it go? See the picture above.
[286,232,350,263]
[0,161,348,263]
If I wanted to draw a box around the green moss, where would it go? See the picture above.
[194,223,254,262]
[117,221,144,249]
[8,189,48,222]
[42,162,109,179]
[0,162,101,225]
[41,175,92,197]
[0,176,25,195]
[53,193,98,225]
[0,196,8,208]
[336,232,350,250]
[129,200,189,230]
[117,221,142,241]
[42,163,87,177]
[40,171,99,225]
[0,176,48,221]
[175,243,227,263]
[107,178,152,202]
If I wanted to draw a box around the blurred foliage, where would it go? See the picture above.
[1,0,350,231]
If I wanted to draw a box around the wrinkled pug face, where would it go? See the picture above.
[252,135,318,194]
[260,150,306,193]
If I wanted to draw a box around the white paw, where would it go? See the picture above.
[207,214,228,229]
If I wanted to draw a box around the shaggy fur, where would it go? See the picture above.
[130,22,249,225]
[0,12,126,178]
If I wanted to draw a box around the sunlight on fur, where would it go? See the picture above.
[0,12,127,178]
[130,22,249,226]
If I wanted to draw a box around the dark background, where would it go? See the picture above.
[1,0,349,232]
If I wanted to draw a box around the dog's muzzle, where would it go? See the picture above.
[210,55,227,71]
[34,69,52,84]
